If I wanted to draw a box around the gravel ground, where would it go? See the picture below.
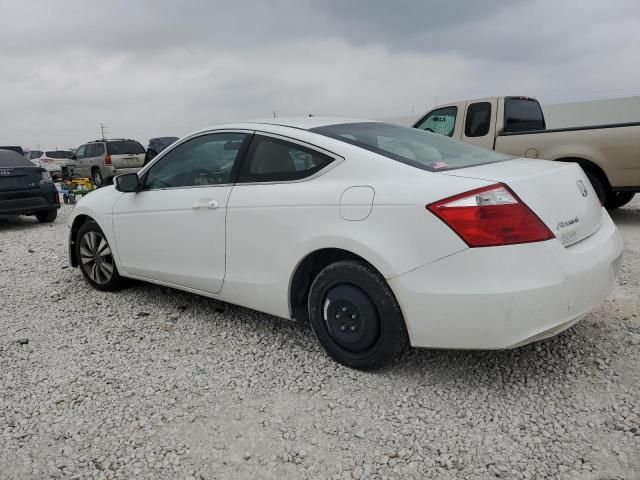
[1,199,639,480]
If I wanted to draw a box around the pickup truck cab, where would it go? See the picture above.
[413,96,640,209]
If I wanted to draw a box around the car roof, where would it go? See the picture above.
[245,117,377,130]
[87,138,137,143]
[197,117,379,133]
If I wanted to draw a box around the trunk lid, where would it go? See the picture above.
[111,153,145,169]
[107,140,146,169]
[442,159,603,247]
[0,166,43,191]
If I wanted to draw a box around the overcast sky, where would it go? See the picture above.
[1,0,639,148]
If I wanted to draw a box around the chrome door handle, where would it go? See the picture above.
[192,199,219,209]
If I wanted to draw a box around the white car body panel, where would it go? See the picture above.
[390,213,622,348]
[67,118,623,350]
[112,185,232,293]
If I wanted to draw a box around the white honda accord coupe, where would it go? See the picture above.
[67,118,623,369]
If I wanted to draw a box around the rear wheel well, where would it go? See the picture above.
[289,248,380,321]
[69,215,93,267]
[555,157,610,189]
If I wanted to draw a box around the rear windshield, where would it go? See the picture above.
[504,98,545,132]
[46,150,73,159]
[0,149,36,167]
[311,122,509,172]
[107,141,145,155]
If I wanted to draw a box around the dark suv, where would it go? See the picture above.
[72,139,145,186]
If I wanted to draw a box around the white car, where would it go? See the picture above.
[66,118,623,369]
[26,149,75,179]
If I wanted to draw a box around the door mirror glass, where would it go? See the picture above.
[114,173,140,192]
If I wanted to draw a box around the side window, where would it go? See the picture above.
[415,107,457,137]
[75,145,86,159]
[144,132,248,189]
[30,151,42,159]
[464,102,492,137]
[93,143,105,157]
[239,136,333,182]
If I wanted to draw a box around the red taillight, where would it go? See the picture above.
[104,154,112,165]
[54,190,60,205]
[427,183,554,247]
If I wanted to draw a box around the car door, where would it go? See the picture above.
[112,131,252,294]
[224,133,338,315]
[73,144,89,177]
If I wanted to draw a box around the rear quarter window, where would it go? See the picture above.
[504,98,546,132]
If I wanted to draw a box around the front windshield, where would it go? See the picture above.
[311,122,510,172]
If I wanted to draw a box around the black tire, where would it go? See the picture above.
[308,260,408,370]
[75,221,124,291]
[92,168,103,187]
[605,192,635,210]
[35,209,57,223]
[584,170,608,206]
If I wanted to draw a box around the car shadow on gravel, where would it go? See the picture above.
[121,279,614,392]
[608,202,640,227]
[0,215,50,232]
[392,320,617,389]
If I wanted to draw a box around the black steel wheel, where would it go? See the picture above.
[308,260,408,370]
[76,221,124,291]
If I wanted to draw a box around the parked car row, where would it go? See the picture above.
[25,149,75,180]
[16,137,178,187]
[0,136,177,223]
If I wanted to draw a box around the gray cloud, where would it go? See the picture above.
[0,0,639,147]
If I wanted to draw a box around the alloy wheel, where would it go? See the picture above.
[79,231,114,284]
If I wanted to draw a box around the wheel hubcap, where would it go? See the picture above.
[79,231,113,284]
[323,284,380,353]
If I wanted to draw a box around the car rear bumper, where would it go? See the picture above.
[0,197,60,215]
[389,211,623,349]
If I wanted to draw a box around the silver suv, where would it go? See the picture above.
[72,139,145,186]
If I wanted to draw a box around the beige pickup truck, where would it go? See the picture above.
[413,96,640,209]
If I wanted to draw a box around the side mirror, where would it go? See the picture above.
[71,154,77,160]
[114,173,141,193]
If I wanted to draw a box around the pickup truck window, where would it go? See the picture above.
[504,98,545,132]
[312,122,510,172]
[465,102,491,137]
[414,106,457,137]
